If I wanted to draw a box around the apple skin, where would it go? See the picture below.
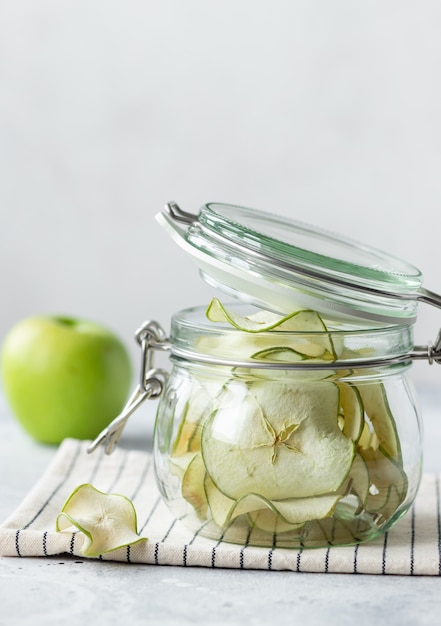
[1,316,132,444]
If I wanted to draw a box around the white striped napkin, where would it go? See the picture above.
[1,438,440,575]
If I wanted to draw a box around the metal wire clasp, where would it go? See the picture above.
[87,321,170,455]
[429,329,441,364]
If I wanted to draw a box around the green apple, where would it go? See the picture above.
[1,315,132,444]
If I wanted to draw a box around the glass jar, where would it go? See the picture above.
[152,303,422,549]
[88,201,441,549]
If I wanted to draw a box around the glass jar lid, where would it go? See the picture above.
[156,201,440,325]
[87,202,441,455]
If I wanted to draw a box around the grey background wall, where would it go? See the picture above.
[1,1,441,386]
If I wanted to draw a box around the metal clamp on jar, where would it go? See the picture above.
[89,202,441,549]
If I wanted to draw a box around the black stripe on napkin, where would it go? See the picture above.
[139,495,161,534]
[69,532,76,556]
[267,533,277,571]
[15,441,83,557]
[239,527,252,570]
[211,532,227,568]
[15,530,21,557]
[353,544,359,574]
[129,453,152,501]
[296,548,303,573]
[324,547,330,573]
[152,504,181,565]
[21,440,82,531]
[410,506,416,576]
[182,521,209,567]
[161,518,178,543]
[436,475,441,576]
[381,532,388,575]
[88,445,108,484]
[105,449,129,493]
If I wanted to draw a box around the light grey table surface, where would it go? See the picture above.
[1,384,441,626]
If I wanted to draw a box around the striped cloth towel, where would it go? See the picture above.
[1,438,440,575]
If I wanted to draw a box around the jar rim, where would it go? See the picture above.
[173,302,410,334]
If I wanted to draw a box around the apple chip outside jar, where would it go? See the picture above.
[87,201,441,550]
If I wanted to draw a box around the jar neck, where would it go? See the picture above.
[169,304,415,371]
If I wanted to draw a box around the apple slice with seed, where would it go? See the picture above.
[56,483,147,557]
[201,379,354,501]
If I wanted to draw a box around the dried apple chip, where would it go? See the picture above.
[56,483,147,557]
[361,446,408,518]
[356,382,401,462]
[206,298,336,359]
[202,379,354,501]
[248,492,341,534]
[204,471,343,531]
[181,453,208,519]
[207,298,326,333]
[337,382,364,443]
